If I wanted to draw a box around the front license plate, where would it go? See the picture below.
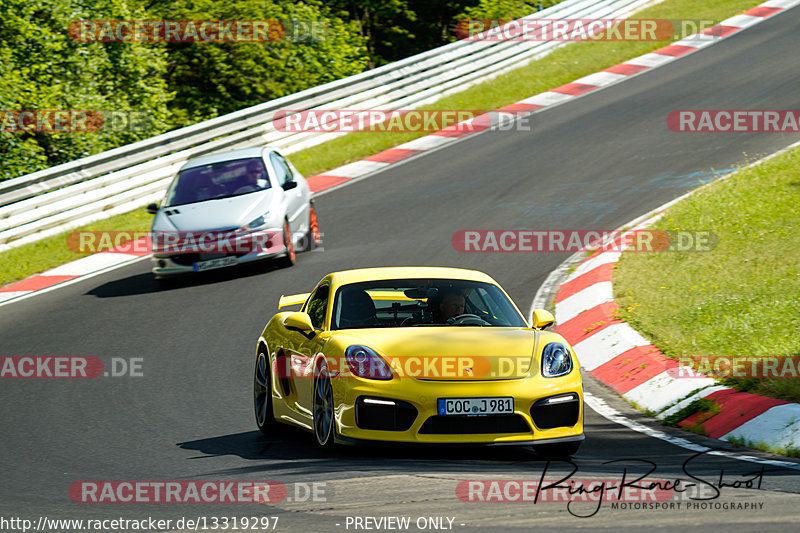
[192,256,237,272]
[438,397,514,416]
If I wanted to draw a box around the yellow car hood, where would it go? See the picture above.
[339,327,538,380]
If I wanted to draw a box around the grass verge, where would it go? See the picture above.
[1,208,152,286]
[662,398,720,436]
[614,145,800,402]
[725,435,800,458]
[290,0,763,177]
[0,0,763,287]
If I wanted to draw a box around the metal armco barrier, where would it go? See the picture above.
[0,0,656,251]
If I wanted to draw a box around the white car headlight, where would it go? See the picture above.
[244,214,268,230]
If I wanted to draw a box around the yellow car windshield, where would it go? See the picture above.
[330,279,527,330]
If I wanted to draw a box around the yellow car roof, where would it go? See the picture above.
[330,266,497,285]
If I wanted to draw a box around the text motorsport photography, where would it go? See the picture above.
[457,451,768,518]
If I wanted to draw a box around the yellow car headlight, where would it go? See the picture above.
[345,345,393,380]
[541,342,573,378]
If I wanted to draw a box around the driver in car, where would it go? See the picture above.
[234,162,266,194]
[434,290,465,323]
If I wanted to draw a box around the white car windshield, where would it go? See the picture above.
[164,158,270,206]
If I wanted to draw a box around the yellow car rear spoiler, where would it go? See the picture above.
[278,293,310,309]
[366,289,421,301]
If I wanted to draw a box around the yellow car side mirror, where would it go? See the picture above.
[283,312,315,332]
[531,309,555,330]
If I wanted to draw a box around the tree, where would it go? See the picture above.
[0,0,170,181]
[1,0,567,181]
[322,0,419,67]
[149,0,370,127]
[458,0,562,19]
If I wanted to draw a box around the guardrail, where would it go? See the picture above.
[0,0,656,251]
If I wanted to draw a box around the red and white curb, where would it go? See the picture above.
[305,0,800,197]
[546,144,800,454]
[0,239,149,306]
[1,0,797,307]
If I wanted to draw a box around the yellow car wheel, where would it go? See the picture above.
[254,349,278,436]
[313,360,336,448]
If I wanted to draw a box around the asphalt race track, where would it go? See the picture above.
[2,7,800,532]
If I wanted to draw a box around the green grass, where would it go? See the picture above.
[1,207,152,286]
[615,146,800,402]
[0,0,763,287]
[292,0,763,177]
[726,434,800,458]
[664,397,720,436]
[662,398,720,427]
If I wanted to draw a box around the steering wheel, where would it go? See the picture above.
[196,184,226,201]
[234,185,258,195]
[400,316,418,327]
[446,313,489,326]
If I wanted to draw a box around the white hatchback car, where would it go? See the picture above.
[147,146,320,279]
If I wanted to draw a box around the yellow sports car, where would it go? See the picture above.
[253,267,583,455]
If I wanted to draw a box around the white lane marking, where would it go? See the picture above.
[553,281,613,323]
[529,126,800,467]
[42,252,140,276]
[0,291,29,303]
[324,160,388,178]
[529,249,584,320]
[519,91,576,106]
[568,251,621,282]
[584,391,800,470]
[671,35,720,49]
[722,404,800,450]
[623,370,717,412]
[7,6,800,312]
[572,322,650,370]
[763,0,800,7]
[720,14,769,28]
[657,385,729,420]
[626,52,679,67]
[395,135,457,151]
[573,71,628,87]
[0,254,149,309]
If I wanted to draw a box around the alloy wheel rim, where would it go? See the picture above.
[254,353,269,426]
[313,367,333,444]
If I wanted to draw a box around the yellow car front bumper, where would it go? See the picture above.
[331,371,583,444]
